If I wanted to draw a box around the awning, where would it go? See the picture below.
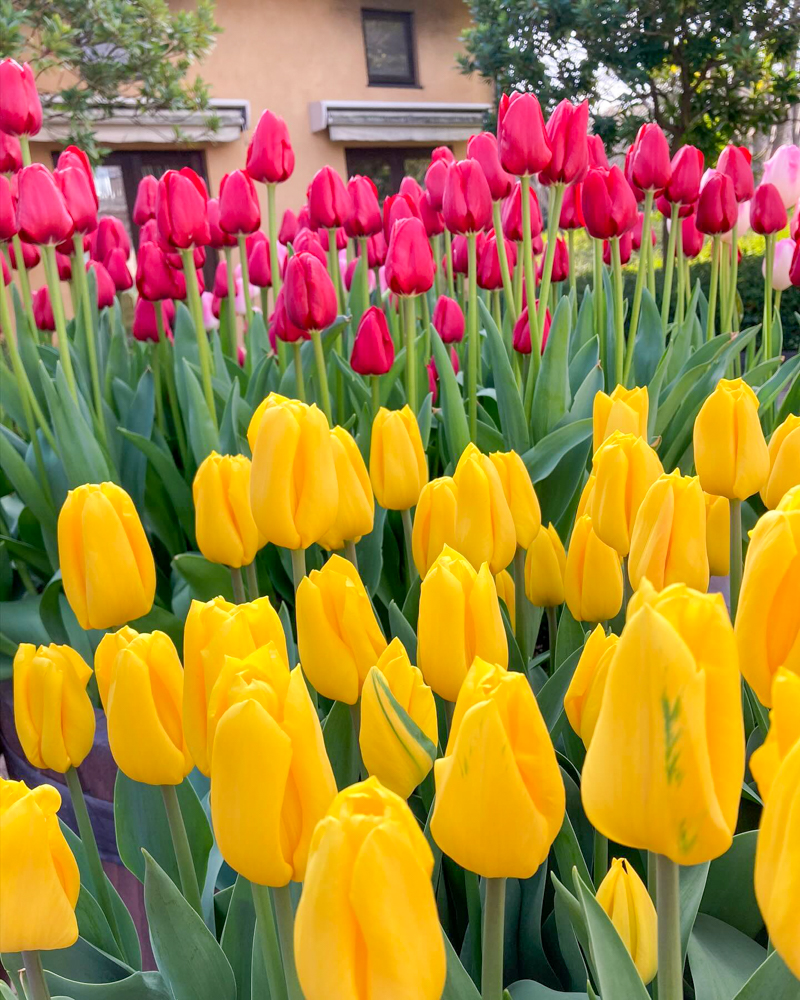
[308,100,491,143]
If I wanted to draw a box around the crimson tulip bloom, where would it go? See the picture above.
[587,134,609,169]
[213,259,230,298]
[513,305,551,354]
[632,211,657,251]
[656,193,693,220]
[319,227,347,252]
[284,251,338,331]
[32,286,55,331]
[133,175,158,226]
[0,60,42,136]
[0,132,22,174]
[156,167,210,249]
[419,191,444,237]
[365,231,387,268]
[540,99,590,186]
[219,169,261,235]
[87,260,116,309]
[603,231,633,266]
[136,241,182,301]
[717,145,754,203]
[16,164,74,245]
[207,197,236,249]
[665,145,704,206]
[467,132,514,201]
[246,109,295,184]
[54,165,98,235]
[105,247,133,291]
[477,233,518,290]
[93,215,131,263]
[502,181,543,241]
[269,287,309,344]
[432,294,465,344]
[695,171,737,234]
[681,214,705,258]
[382,192,421,243]
[279,208,299,244]
[399,175,424,206]
[443,159,492,234]
[432,146,456,165]
[1,255,10,286]
[560,183,585,229]
[132,298,172,342]
[385,216,435,295]
[497,92,551,177]
[351,305,394,375]
[628,123,671,193]
[581,166,638,239]
[750,183,788,236]
[247,233,272,287]
[292,227,328,267]
[308,165,351,230]
[543,236,569,282]
[451,231,486,275]
[424,157,451,212]
[0,175,17,241]
[9,240,39,269]
[345,175,382,238]
[56,251,72,281]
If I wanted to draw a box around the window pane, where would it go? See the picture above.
[402,156,431,187]
[94,164,133,245]
[363,12,414,84]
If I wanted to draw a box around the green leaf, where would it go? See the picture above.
[220,875,256,1000]
[117,430,195,541]
[569,287,594,361]
[173,552,235,603]
[532,296,572,441]
[522,419,592,483]
[143,851,236,1000]
[322,700,361,791]
[218,378,244,456]
[757,353,800,414]
[431,327,470,463]
[680,862,711,962]
[442,932,481,1000]
[0,425,57,536]
[555,609,585,670]
[568,336,600,398]
[74,886,134,970]
[508,982,588,999]
[687,914,766,1000]
[479,298,529,452]
[117,369,155,510]
[247,311,270,368]
[389,599,417,662]
[182,360,219,464]
[731,951,800,1000]
[632,289,665,386]
[700,831,762,938]
[552,807,593,891]
[537,648,581,732]
[40,362,111,486]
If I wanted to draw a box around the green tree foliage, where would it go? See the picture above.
[459,0,800,157]
[0,0,220,161]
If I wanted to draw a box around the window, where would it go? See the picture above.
[346,147,437,201]
[361,10,417,87]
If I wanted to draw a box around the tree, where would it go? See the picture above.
[459,0,800,158]
[0,0,220,161]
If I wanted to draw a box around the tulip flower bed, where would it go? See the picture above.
[2,57,800,1000]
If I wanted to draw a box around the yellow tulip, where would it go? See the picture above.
[777,484,800,512]
[564,625,618,748]
[495,568,516,631]
[319,427,374,550]
[591,432,663,557]
[209,647,336,886]
[183,595,287,775]
[369,405,428,510]
[704,494,730,577]
[761,414,800,510]
[105,630,193,785]
[749,669,800,803]
[576,474,596,519]
[192,452,263,568]
[596,858,658,984]
[417,546,508,702]
[411,476,459,577]
[582,581,745,864]
[249,394,338,550]
[0,779,79,953]
[57,482,155,630]
[359,638,438,799]
[13,643,95,772]
[525,523,567,608]
[489,450,542,549]
[294,777,446,1000]
[754,739,800,979]
[628,471,709,593]
[593,385,649,453]
[693,377,769,500]
[431,658,564,877]
[246,391,291,451]
[452,443,516,574]
[296,554,387,704]
[565,515,623,623]
[735,508,800,706]
[94,625,139,710]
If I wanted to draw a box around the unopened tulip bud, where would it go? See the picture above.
[565,625,619,748]
[193,452,263,568]
[351,305,394,375]
[581,166,638,240]
[540,99,589,186]
[524,523,567,608]
[308,165,351,230]
[717,144,754,203]
[750,183,788,236]
[695,171,737,234]
[369,405,428,510]
[16,164,74,245]
[32,286,55,331]
[497,91,552,177]
[749,669,800,803]
[0,59,42,136]
[502,180,543,241]
[760,414,800,509]
[665,145,704,205]
[591,432,663,557]
[156,167,210,249]
[411,476,459,577]
[452,443,516,574]
[761,143,800,210]
[565,515,623,623]
[704,493,730,577]
[318,427,374,550]
[432,294,465,344]
[489,449,542,550]
[246,109,294,184]
[494,568,516,631]
[694,378,769,500]
[385,216,435,295]
[628,123,671,193]
[132,174,158,225]
[596,859,658,984]
[593,385,649,453]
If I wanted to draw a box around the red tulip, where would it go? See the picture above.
[540,99,590,186]
[136,241,183,301]
[56,251,72,281]
[9,239,39,269]
[790,240,800,287]
[695,171,737,234]
[93,215,131,262]
[138,218,159,245]
[133,175,158,226]
[681,214,705,258]
[365,231,387,268]
[432,294,465,344]
[284,251,338,331]
[105,247,133,291]
[308,165,351,230]
[246,109,295,184]
[542,236,569,282]
[318,227,347,252]
[132,298,172,342]
[427,347,460,403]
[214,259,230,298]
[0,132,22,174]
[665,145,704,206]
[345,175,382,238]
[443,159,492,234]
[207,197,236,249]
[560,183,585,230]
[603,231,633,266]
[750,183,788,236]
[385,217,435,295]
[587,135,609,170]
[502,181,543,241]
[467,132,514,201]
[399,175,424,206]
[424,158,451,212]
[296,204,310,230]
[451,232,486,275]
[632,211,657,250]
[419,191,444,237]
[87,260,116,308]
[581,166,638,239]
[477,233,517,290]
[279,208,299,244]
[383,193,421,243]
[54,164,98,234]
[497,92,551,177]
[656,193,693,219]
[0,60,42,136]
[513,305,551,354]
[432,147,456,165]
[156,167,210,249]
[16,164,74,245]
[269,287,309,344]
[717,145,754,203]
[32,286,55,331]
[1,255,10,286]
[292,227,327,267]
[350,305,394,375]
[219,169,261,235]
[247,233,271,287]
[0,175,17,241]
[628,123,671,193]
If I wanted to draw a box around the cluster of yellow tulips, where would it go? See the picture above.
[1,381,799,1000]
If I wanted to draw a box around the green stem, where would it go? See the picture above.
[729,498,742,621]
[371,374,380,417]
[481,877,506,1000]
[675,218,686,332]
[327,227,344,313]
[19,133,32,167]
[223,246,238,358]
[405,294,418,415]
[21,952,49,1000]
[567,228,577,325]
[267,183,281,297]
[660,203,680,332]
[763,233,775,360]
[42,245,78,401]
[593,830,608,886]
[464,870,483,983]
[611,237,625,386]
[656,855,682,1000]
[723,222,739,332]
[310,328,332,422]
[272,884,303,1000]
[290,547,306,593]
[160,784,203,917]
[444,228,455,299]
[152,333,166,434]
[401,506,417,585]
[72,235,105,442]
[11,234,38,342]
[623,555,633,609]
[624,189,653,386]
[251,882,289,1000]
[593,238,607,381]
[467,233,479,440]
[230,566,246,604]
[534,183,565,351]
[180,249,217,428]
[432,234,442,298]
[520,176,539,403]
[237,234,255,373]
[707,236,720,341]
[358,236,370,317]
[245,559,259,600]
[492,201,517,323]
[513,546,528,662]
[293,341,306,402]
[344,538,359,569]
[156,312,189,467]
[546,605,558,674]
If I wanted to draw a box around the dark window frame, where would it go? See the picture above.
[345,146,440,200]
[361,9,418,88]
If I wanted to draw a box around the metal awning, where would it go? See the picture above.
[308,100,491,143]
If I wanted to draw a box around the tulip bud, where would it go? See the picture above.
[344,173,381,238]
[295,776,446,1000]
[502,180,543,241]
[55,157,98,235]
[565,515,623,623]
[13,643,95,772]
[735,507,800,707]
[477,233,517,290]
[717,144,754,203]
[284,250,338,331]
[57,482,155,631]
[761,414,800,509]
[246,109,294,184]
[681,213,705,258]
[452,443,516,574]
[432,294,465,344]
[385,216,435,296]
[411,476,459,578]
[207,197,236,250]
[628,123,671,193]
[209,647,336,886]
[9,239,40,269]
[582,580,745,864]
[16,164,74,246]
[0,175,17,242]
[418,546,507,701]
[512,304,551,354]
[596,859,658,984]
[524,523,567,607]
[693,378,769,500]
[350,305,394,375]
[32,286,55,332]
[577,474,596,519]
[560,182,585,229]
[497,91,552,177]
[695,171,737,234]
[593,384,649,453]
[156,167,210,249]
[467,132,514,201]
[105,247,133,292]
[0,779,79,953]
[766,236,796,292]
[0,59,42,136]
[704,493,730,577]
[369,405,428,510]
[489,449,542,550]
[318,427,374,550]
[750,183,788,236]
[492,568,514,631]
[136,240,181,301]
[761,143,800,210]
[665,145,704,205]
[565,626,619,748]
[88,259,117,309]
[590,432,663,557]
[219,169,261,235]
[0,131,22,173]
[432,657,564,876]
[93,625,139,711]
[540,99,590,186]
[103,630,192,785]
[359,638,438,798]
[296,554,387,704]
[308,165,351,230]
[133,174,158,225]
[193,452,263,568]
[749,668,800,803]
[581,166,638,240]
